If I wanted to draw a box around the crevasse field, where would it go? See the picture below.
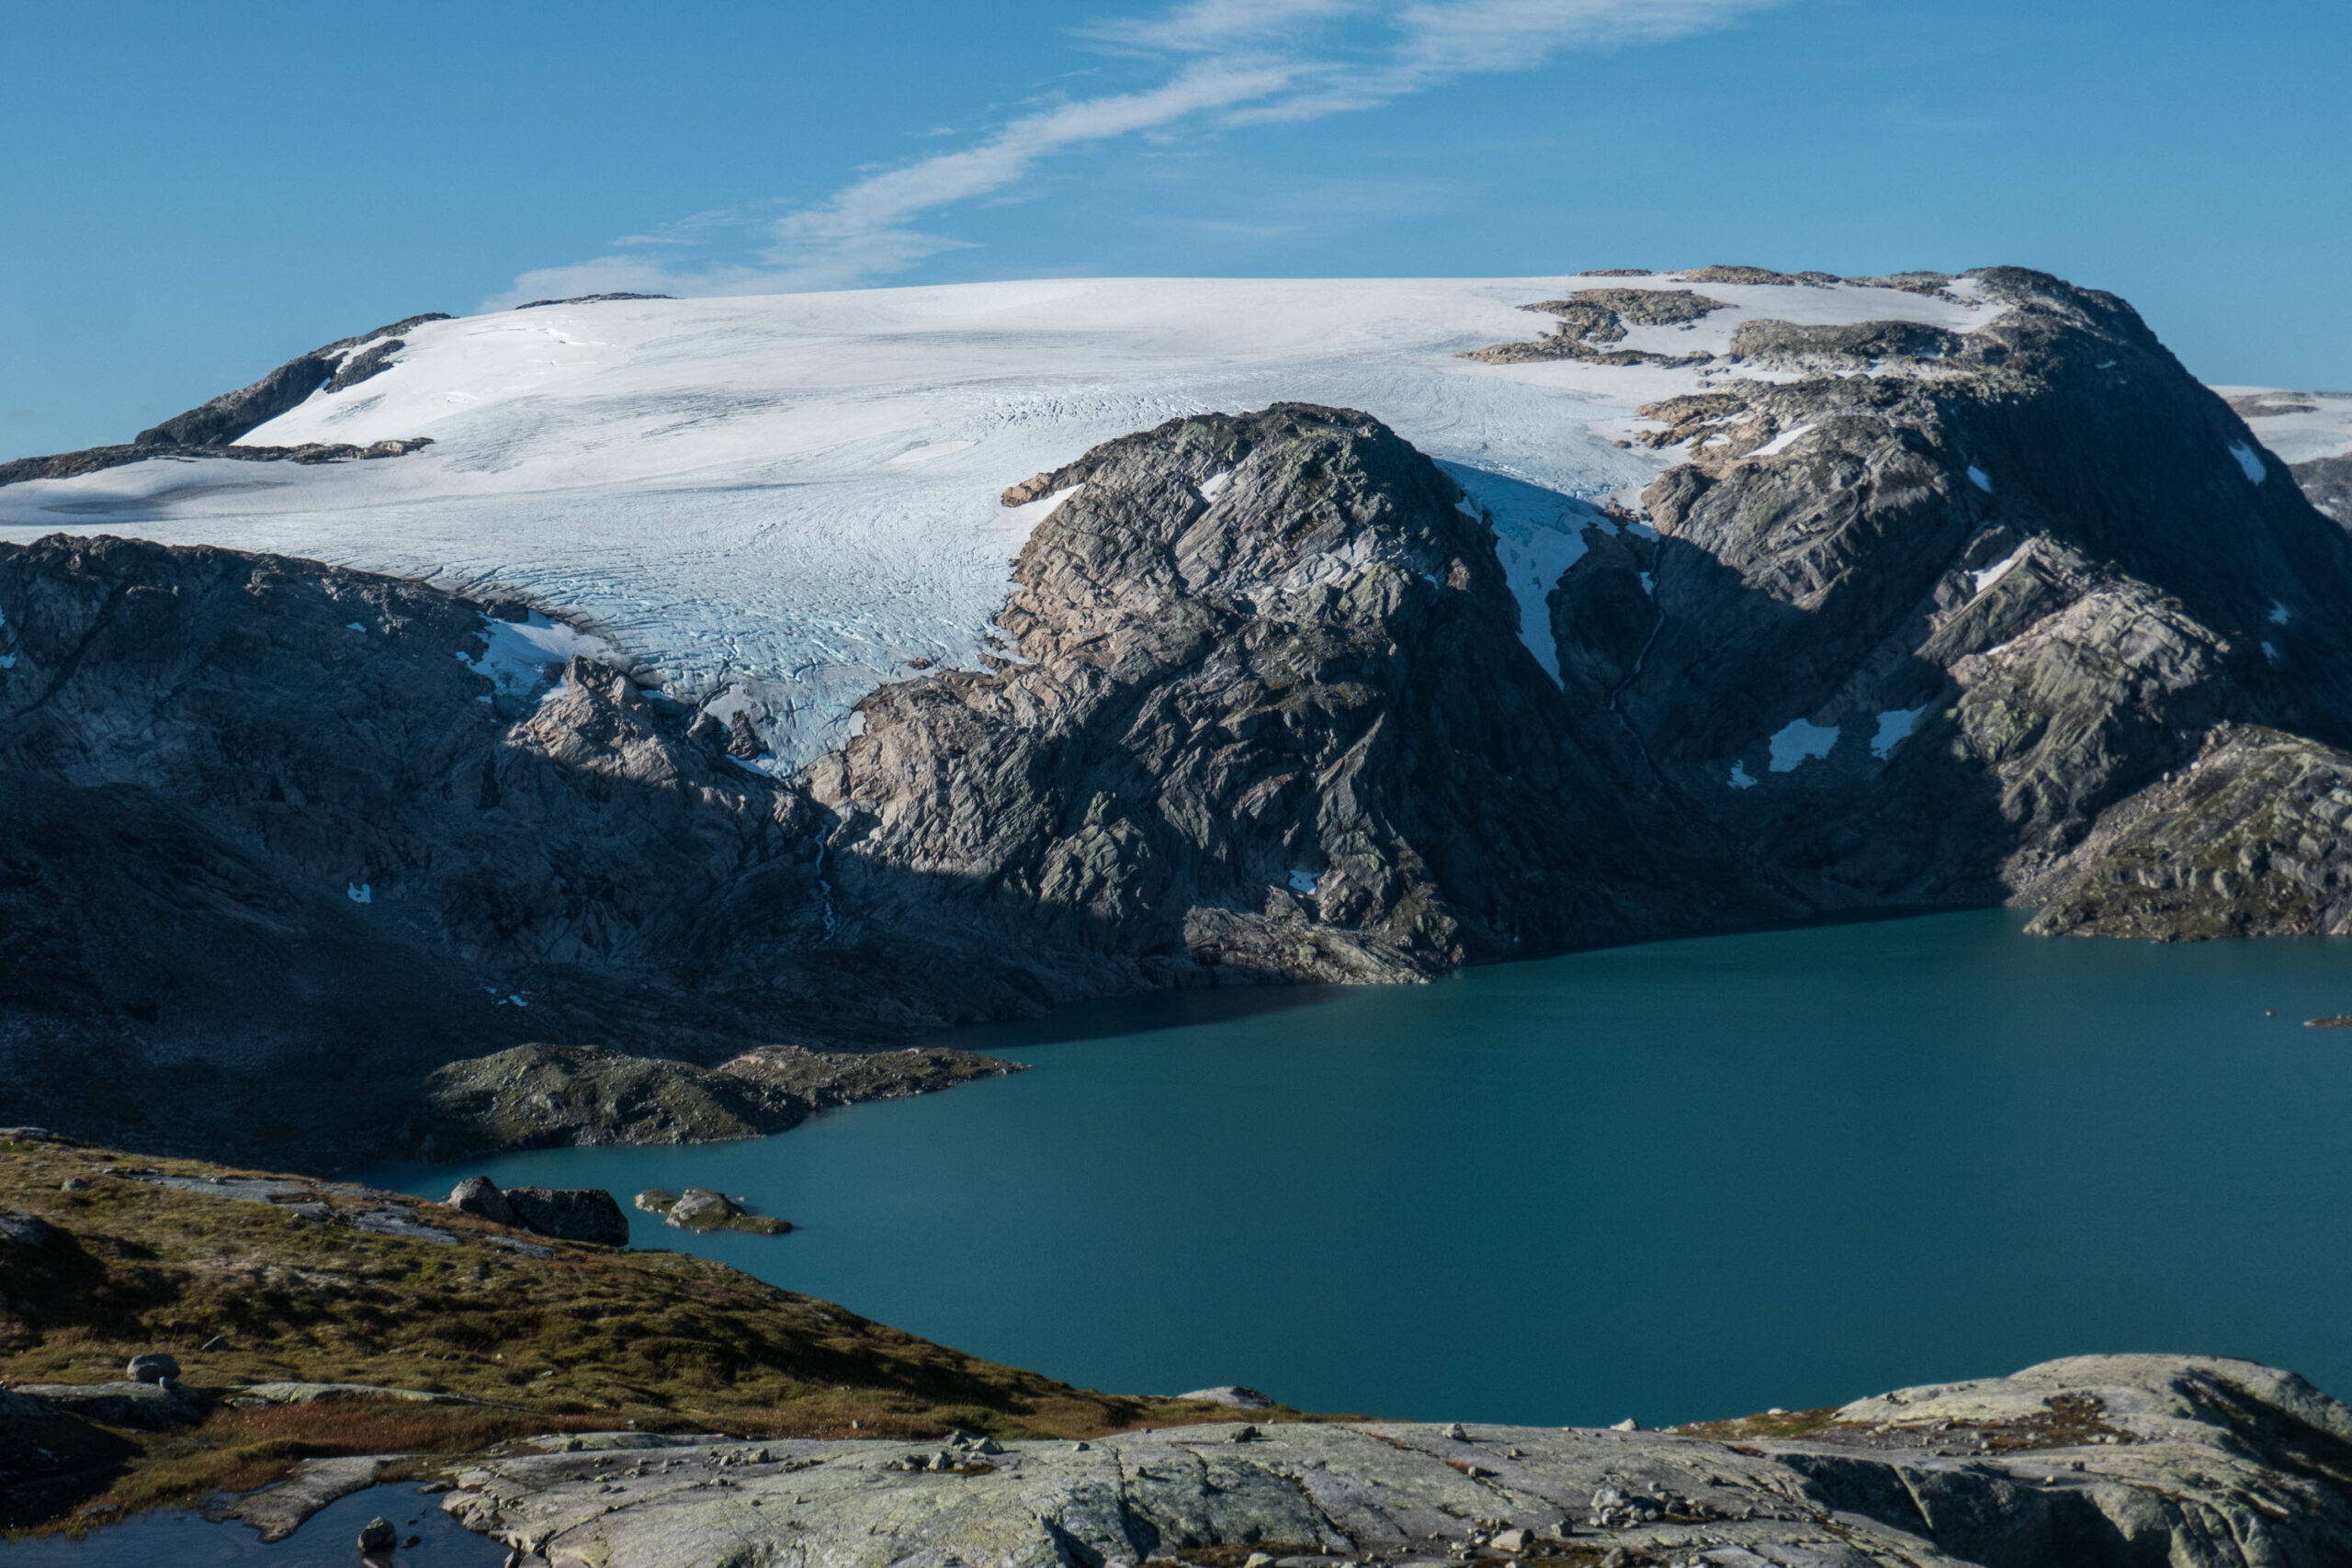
[0,276,2001,765]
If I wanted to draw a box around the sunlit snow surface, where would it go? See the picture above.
[0,276,1993,764]
[2222,388,2352,466]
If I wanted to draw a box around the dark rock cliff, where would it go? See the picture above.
[1547,267,2352,923]
[812,404,1771,988]
[0,536,828,1161]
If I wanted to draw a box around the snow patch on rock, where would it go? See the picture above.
[1769,718,1839,773]
[463,613,621,702]
[1871,707,1925,761]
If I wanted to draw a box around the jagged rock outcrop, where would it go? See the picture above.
[1548,266,2352,919]
[6,268,2350,1156]
[0,436,432,487]
[6,408,1776,1158]
[811,404,1771,986]
[133,312,449,447]
[514,291,676,310]
[436,1355,2352,1568]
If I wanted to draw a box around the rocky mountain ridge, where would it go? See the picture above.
[6,266,2352,1158]
[0,313,449,487]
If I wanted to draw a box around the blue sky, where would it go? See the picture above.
[5,0,2347,457]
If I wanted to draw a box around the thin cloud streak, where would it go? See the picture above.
[487,0,1774,308]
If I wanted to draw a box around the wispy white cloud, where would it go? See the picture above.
[485,0,1775,308]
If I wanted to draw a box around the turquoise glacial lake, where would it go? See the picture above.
[357,910,2352,1428]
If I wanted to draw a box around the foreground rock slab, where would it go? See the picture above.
[438,1355,2352,1568]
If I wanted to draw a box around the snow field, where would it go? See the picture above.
[1,275,1999,766]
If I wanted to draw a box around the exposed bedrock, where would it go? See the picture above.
[0,535,853,1162]
[440,1355,2352,1568]
[6,266,2352,1155]
[811,403,1772,987]
[0,404,1774,1158]
[2295,454,2352,523]
[1551,265,2352,919]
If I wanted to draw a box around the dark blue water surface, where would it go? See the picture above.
[355,910,2352,1428]
[0,1484,500,1563]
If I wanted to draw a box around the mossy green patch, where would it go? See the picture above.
[0,1135,1301,1529]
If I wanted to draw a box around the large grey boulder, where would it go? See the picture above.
[445,1177,626,1246]
[433,1355,2352,1568]
[501,1186,628,1247]
[445,1176,516,1226]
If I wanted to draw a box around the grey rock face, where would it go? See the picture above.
[0,534,842,1161]
[1178,1385,1275,1408]
[0,310,447,485]
[0,1212,55,1247]
[124,1351,178,1383]
[1463,290,1724,367]
[1550,266,2352,920]
[2026,722,2352,937]
[212,1454,386,1541]
[815,404,1768,988]
[2296,454,2352,523]
[417,1042,1019,1155]
[433,1355,2352,1568]
[447,1176,518,1226]
[514,292,675,310]
[445,1176,627,1246]
[0,436,433,487]
[7,270,2352,1159]
[8,1378,207,1428]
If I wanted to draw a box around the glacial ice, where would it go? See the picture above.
[0,276,1996,767]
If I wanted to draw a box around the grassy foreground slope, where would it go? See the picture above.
[0,1133,1286,1528]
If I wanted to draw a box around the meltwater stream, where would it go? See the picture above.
[359,910,2352,1427]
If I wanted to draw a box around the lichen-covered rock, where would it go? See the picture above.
[435,1355,2352,1568]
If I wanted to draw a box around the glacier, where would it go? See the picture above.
[0,275,1995,765]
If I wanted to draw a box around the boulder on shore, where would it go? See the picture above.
[443,1178,627,1247]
